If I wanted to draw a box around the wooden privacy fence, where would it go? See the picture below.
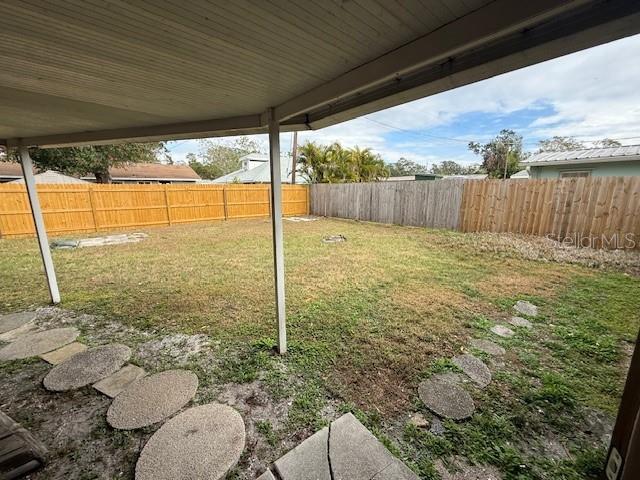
[460,177,640,248]
[311,180,465,230]
[311,177,640,249]
[0,184,309,238]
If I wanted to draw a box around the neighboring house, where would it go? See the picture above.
[510,169,530,179]
[210,154,306,184]
[0,162,25,183]
[523,145,640,179]
[10,170,89,184]
[441,173,488,180]
[82,163,200,184]
[384,174,442,181]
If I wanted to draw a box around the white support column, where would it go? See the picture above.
[267,108,287,354]
[19,147,60,304]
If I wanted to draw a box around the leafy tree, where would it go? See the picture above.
[537,136,585,152]
[26,143,167,183]
[187,137,261,180]
[430,160,480,176]
[297,141,389,183]
[591,138,622,149]
[538,136,622,152]
[387,157,430,176]
[469,129,525,179]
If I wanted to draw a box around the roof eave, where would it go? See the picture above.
[525,154,640,166]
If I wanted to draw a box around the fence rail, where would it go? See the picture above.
[311,177,640,249]
[0,184,309,238]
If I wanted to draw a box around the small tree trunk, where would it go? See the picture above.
[94,169,112,184]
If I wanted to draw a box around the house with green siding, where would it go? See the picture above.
[523,145,640,179]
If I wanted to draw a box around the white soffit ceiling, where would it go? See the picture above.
[1,0,639,147]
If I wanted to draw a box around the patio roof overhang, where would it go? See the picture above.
[1,0,639,148]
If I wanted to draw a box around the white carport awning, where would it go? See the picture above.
[1,0,639,148]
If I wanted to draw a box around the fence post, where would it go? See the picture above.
[222,186,228,220]
[306,185,310,215]
[164,185,172,226]
[88,185,99,232]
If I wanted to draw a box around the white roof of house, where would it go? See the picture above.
[1,2,638,148]
[511,169,530,179]
[10,170,89,184]
[524,145,640,166]
[211,156,306,184]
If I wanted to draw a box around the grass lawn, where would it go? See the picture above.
[1,217,638,479]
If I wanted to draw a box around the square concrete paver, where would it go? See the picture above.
[93,364,146,398]
[40,342,87,365]
[256,469,276,480]
[274,427,330,480]
[330,413,418,480]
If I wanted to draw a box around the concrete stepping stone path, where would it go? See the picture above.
[43,344,131,391]
[93,364,146,398]
[40,342,87,365]
[510,316,533,329]
[0,321,38,342]
[514,300,538,317]
[0,311,36,334]
[107,369,198,429]
[418,374,475,420]
[135,403,245,480]
[470,339,505,356]
[273,413,418,480]
[490,325,515,338]
[0,327,79,361]
[452,354,492,388]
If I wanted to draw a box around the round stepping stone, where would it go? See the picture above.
[452,354,491,388]
[0,327,79,361]
[0,311,36,334]
[490,325,515,338]
[43,344,131,391]
[418,374,475,420]
[107,370,198,429]
[514,300,538,317]
[510,316,533,329]
[469,339,505,356]
[135,403,245,480]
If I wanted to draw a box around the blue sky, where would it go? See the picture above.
[167,33,640,169]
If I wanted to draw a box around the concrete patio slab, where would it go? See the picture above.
[469,339,505,356]
[490,325,515,338]
[107,370,198,430]
[514,300,538,317]
[274,427,330,480]
[44,344,131,391]
[0,328,79,361]
[452,354,492,388]
[40,342,87,365]
[135,403,245,480]
[330,413,419,480]
[510,316,533,329]
[93,364,146,398]
[418,374,475,420]
[0,311,36,334]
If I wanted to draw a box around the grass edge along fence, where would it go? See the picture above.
[0,183,309,238]
[311,177,640,250]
